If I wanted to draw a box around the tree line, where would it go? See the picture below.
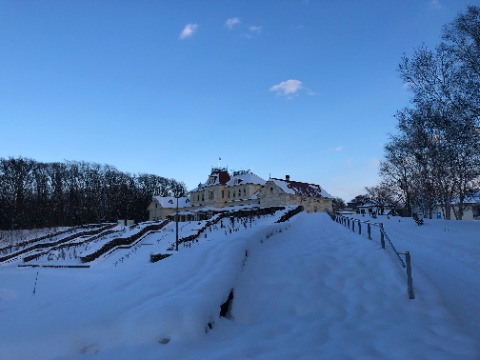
[379,6,480,219]
[0,157,186,230]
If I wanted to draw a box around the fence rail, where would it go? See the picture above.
[333,215,415,299]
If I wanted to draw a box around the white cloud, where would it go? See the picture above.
[249,25,262,34]
[430,0,442,10]
[179,24,198,40]
[241,25,262,39]
[269,79,303,97]
[329,146,344,152]
[225,17,241,30]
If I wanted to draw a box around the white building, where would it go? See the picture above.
[432,191,480,220]
[258,176,333,213]
[147,196,191,221]
[147,169,333,221]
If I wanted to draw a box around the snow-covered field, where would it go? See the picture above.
[0,212,479,359]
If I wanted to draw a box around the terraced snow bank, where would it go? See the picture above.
[0,212,479,359]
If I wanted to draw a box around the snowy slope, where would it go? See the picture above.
[360,215,480,340]
[0,212,479,359]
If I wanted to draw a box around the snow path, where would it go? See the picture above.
[1,213,478,359]
[180,213,478,360]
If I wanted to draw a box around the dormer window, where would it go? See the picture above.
[208,176,216,185]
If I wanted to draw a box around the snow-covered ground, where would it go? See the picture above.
[0,212,479,359]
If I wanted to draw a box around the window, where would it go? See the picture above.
[228,190,230,198]
[270,187,274,193]
[197,195,200,201]
[238,189,241,197]
[202,194,204,201]
[209,191,214,200]
[222,190,224,199]
[244,188,246,196]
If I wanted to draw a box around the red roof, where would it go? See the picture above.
[271,178,325,197]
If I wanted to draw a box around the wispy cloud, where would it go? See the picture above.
[329,146,344,152]
[430,0,442,10]
[403,81,413,90]
[368,158,380,168]
[249,25,262,34]
[225,17,241,30]
[179,24,198,40]
[269,79,303,97]
[241,25,262,38]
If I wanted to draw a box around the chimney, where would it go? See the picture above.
[285,175,290,181]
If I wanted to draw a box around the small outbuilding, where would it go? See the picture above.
[147,196,191,221]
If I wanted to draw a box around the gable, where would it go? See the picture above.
[226,172,266,187]
[270,178,331,198]
[154,196,191,209]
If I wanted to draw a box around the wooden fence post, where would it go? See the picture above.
[358,222,362,235]
[380,224,385,249]
[367,223,371,240]
[406,251,415,299]
[352,220,355,232]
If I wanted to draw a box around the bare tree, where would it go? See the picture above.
[382,6,480,219]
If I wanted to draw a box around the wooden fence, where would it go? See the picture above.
[333,215,415,299]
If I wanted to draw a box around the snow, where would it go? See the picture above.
[153,196,191,208]
[270,178,333,198]
[225,172,266,186]
[0,212,479,359]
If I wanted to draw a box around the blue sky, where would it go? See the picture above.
[0,0,475,201]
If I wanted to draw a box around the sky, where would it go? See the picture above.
[0,0,476,201]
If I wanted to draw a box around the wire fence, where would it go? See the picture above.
[333,214,415,299]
